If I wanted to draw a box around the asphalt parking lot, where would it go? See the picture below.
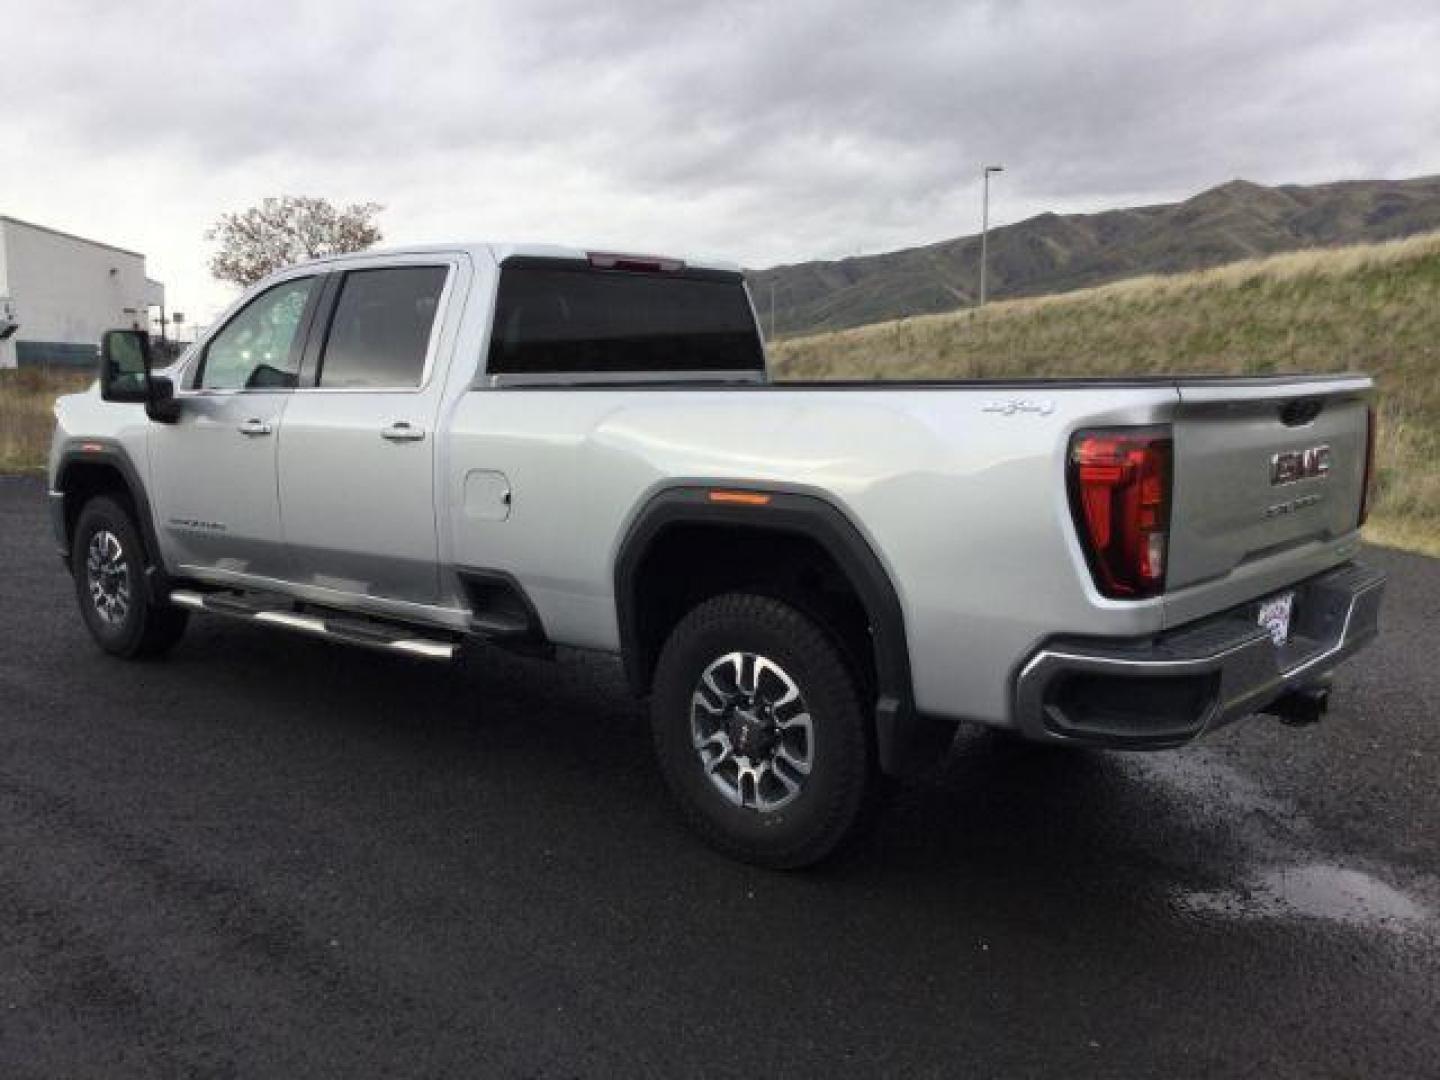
[1,473,1437,1078]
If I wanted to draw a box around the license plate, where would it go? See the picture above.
[1258,592,1295,646]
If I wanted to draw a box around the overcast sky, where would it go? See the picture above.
[4,0,1439,326]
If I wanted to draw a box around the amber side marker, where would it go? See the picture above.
[707,490,772,506]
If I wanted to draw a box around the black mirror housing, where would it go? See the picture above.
[98,329,180,423]
[146,375,180,423]
[99,329,151,403]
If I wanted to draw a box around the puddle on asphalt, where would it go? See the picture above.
[1179,863,1432,932]
[1122,749,1307,838]
[1115,749,1434,934]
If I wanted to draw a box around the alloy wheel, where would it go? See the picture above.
[690,651,815,812]
[86,529,131,627]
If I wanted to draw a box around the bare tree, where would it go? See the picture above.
[207,196,384,287]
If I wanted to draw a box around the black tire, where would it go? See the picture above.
[72,495,188,659]
[650,593,874,868]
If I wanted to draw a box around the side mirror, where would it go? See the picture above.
[98,330,179,423]
[99,329,150,403]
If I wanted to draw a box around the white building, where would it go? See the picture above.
[0,216,164,370]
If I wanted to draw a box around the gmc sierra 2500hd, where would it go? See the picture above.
[49,243,1384,867]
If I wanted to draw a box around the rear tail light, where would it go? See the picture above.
[1358,406,1377,528]
[1067,427,1173,599]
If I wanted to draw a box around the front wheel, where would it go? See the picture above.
[650,593,874,868]
[72,495,188,659]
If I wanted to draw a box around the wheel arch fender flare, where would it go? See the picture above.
[54,438,169,592]
[613,484,938,775]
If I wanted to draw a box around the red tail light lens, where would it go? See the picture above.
[1358,406,1377,528]
[1068,427,1173,598]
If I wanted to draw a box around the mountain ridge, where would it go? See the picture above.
[748,175,1440,337]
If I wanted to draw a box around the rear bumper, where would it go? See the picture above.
[1013,562,1385,748]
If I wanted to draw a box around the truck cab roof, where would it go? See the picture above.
[287,242,743,276]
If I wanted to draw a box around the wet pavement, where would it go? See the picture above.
[1,474,1437,1077]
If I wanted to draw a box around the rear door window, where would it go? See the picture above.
[488,262,764,376]
[316,266,448,389]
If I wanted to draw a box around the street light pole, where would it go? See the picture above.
[979,164,1004,307]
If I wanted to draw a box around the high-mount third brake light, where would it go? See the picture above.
[1067,427,1173,599]
[586,252,686,274]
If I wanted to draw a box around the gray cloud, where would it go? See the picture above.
[3,0,1437,321]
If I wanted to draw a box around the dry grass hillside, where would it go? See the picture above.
[0,368,91,471]
[751,175,1440,337]
[774,231,1440,555]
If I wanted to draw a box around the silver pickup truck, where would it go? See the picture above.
[49,243,1385,866]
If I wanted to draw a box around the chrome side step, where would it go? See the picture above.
[169,589,459,661]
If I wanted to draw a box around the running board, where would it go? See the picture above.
[169,590,459,661]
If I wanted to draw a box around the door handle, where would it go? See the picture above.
[238,418,273,437]
[381,421,426,442]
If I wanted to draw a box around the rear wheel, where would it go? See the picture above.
[650,593,874,868]
[72,495,188,659]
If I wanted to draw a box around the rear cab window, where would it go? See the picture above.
[487,258,764,380]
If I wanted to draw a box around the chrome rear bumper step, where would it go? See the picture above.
[169,589,459,661]
[1012,561,1384,748]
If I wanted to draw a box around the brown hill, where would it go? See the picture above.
[749,175,1440,337]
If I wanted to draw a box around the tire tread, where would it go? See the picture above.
[650,592,873,868]
[72,495,187,660]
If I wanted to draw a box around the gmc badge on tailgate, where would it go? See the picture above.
[1271,445,1331,485]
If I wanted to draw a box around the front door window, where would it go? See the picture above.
[197,277,316,391]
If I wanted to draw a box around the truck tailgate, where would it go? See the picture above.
[1166,375,1372,591]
